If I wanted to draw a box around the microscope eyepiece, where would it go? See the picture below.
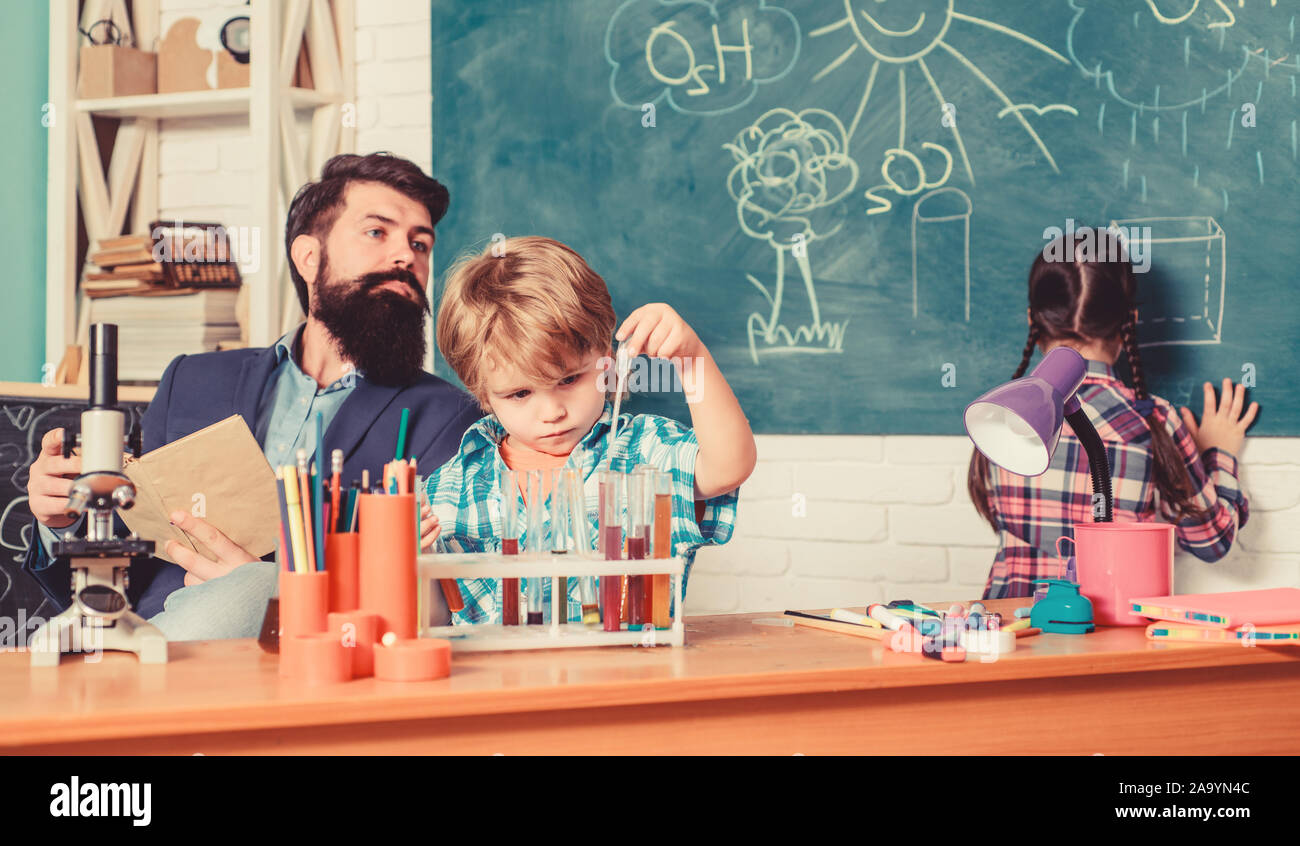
[88,323,118,409]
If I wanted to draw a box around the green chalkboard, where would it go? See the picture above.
[431,0,1299,434]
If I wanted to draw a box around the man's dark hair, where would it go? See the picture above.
[284,152,450,313]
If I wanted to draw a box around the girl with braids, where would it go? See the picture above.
[968,227,1257,599]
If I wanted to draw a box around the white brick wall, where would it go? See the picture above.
[685,436,1300,614]
[150,4,1300,615]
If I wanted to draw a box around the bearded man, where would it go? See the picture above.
[23,153,481,638]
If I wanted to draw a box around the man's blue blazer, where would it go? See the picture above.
[22,345,483,618]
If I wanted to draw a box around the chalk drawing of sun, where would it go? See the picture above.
[812,0,1077,186]
[847,0,954,63]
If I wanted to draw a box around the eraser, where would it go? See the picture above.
[961,629,1016,654]
[941,646,966,663]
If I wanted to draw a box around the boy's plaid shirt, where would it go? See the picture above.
[984,360,1250,599]
[424,403,738,624]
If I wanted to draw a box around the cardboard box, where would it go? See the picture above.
[160,15,269,92]
[77,45,156,99]
[158,18,212,93]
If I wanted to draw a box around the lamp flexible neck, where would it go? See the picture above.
[1065,408,1113,522]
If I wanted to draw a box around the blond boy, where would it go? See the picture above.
[421,236,756,624]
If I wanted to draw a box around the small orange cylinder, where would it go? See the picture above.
[358,494,418,640]
[327,532,360,612]
[373,638,451,682]
[283,633,351,684]
[327,610,380,678]
[278,569,329,636]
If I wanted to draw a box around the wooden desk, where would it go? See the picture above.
[2,601,1298,755]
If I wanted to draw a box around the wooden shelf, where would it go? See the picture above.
[0,381,156,402]
[47,0,358,365]
[76,86,336,119]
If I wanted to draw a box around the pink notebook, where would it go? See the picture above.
[1129,588,1300,628]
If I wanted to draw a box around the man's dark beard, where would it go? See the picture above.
[311,250,431,387]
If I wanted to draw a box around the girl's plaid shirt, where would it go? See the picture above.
[424,403,738,624]
[983,360,1249,599]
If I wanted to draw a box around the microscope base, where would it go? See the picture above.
[29,608,168,667]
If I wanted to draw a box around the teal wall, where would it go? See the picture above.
[0,4,47,382]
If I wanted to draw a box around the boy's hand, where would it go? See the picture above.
[420,503,442,552]
[617,303,704,361]
[1179,378,1258,458]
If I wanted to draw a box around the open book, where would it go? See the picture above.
[119,415,280,566]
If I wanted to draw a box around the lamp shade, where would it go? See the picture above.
[964,347,1087,476]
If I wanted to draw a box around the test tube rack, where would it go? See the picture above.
[418,552,686,651]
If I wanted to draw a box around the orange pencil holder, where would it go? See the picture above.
[358,493,418,640]
[283,632,351,684]
[327,532,360,612]
[373,637,452,682]
[278,570,330,678]
[327,610,381,678]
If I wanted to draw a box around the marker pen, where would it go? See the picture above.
[867,603,911,631]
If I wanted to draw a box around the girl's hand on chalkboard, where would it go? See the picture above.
[27,428,81,529]
[616,303,704,362]
[1179,378,1258,458]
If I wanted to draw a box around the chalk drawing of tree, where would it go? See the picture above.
[724,107,859,363]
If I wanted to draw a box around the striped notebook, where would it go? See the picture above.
[1130,588,1300,629]
[1145,621,1300,643]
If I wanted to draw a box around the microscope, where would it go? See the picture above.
[29,323,168,666]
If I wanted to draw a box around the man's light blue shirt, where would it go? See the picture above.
[254,324,360,472]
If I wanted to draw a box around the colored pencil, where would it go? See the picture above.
[313,413,326,571]
[330,449,342,534]
[783,610,890,641]
[296,450,314,574]
[275,471,294,573]
[395,408,410,461]
[282,465,309,574]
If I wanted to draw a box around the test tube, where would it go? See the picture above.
[600,470,623,632]
[500,468,520,626]
[567,469,600,627]
[596,472,608,557]
[527,469,546,625]
[651,469,672,629]
[625,468,648,628]
[550,469,569,623]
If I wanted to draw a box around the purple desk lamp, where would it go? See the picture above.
[964,347,1113,522]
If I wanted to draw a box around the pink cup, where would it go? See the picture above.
[1059,522,1174,626]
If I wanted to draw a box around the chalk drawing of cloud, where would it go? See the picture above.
[1066,0,1289,112]
[606,0,800,116]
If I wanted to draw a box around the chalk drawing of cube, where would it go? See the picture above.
[1108,217,1225,347]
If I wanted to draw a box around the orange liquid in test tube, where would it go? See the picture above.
[652,489,672,628]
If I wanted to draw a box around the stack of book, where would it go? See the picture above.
[84,234,165,297]
[83,222,245,381]
[1137,588,1300,645]
[89,288,242,380]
